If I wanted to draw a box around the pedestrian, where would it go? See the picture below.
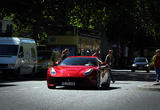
[61,48,70,61]
[105,49,115,83]
[92,48,101,59]
[151,49,160,82]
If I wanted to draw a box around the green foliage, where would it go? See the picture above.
[68,0,160,41]
[0,0,160,42]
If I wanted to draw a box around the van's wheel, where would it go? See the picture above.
[2,72,9,79]
[31,66,37,77]
[147,70,150,73]
[14,68,21,79]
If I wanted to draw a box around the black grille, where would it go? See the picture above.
[49,77,88,85]
[137,64,145,67]
[54,77,86,82]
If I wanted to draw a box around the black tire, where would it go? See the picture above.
[96,72,101,89]
[2,72,9,79]
[100,72,111,89]
[14,68,21,79]
[48,85,56,89]
[131,69,135,72]
[106,76,111,88]
[31,66,37,77]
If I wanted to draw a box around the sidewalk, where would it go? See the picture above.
[138,82,160,91]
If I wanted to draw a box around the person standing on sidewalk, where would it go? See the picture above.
[151,49,160,82]
[61,48,70,61]
[105,49,115,83]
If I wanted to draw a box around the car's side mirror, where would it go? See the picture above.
[54,61,60,66]
[101,62,106,65]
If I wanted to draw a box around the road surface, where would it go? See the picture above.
[0,70,160,110]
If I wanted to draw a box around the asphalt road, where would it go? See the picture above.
[0,70,160,110]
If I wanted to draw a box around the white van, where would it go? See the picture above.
[0,37,37,76]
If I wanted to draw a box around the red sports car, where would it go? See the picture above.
[47,56,111,89]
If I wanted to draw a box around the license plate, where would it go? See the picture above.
[61,82,75,86]
[138,67,143,69]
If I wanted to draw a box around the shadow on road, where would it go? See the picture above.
[0,70,156,84]
[51,86,121,91]
[0,72,47,83]
[113,71,156,82]
[0,84,17,87]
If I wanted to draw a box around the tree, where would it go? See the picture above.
[1,0,160,44]
[0,0,75,42]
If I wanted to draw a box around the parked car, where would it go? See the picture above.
[131,57,150,72]
[37,50,60,73]
[47,56,111,89]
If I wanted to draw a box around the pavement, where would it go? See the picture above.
[138,82,160,91]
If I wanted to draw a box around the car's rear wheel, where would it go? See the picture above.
[101,72,111,89]
[106,75,111,88]
[96,72,101,89]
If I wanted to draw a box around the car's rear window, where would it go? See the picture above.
[60,57,98,66]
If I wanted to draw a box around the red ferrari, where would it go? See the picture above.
[47,56,111,89]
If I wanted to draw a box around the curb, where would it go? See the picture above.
[137,82,160,91]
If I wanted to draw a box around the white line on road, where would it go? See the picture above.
[0,86,43,93]
[0,91,9,93]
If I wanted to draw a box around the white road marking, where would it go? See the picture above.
[32,86,42,89]
[0,91,9,93]
[0,86,43,93]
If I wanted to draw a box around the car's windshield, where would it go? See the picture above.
[0,45,18,56]
[134,58,147,63]
[60,57,98,66]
